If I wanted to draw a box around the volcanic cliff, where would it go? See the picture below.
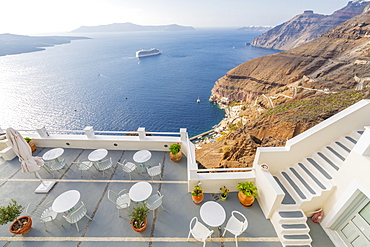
[252,0,369,51]
[198,5,370,169]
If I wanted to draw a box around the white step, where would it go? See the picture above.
[293,163,328,194]
[285,168,315,200]
[282,234,312,246]
[278,210,307,224]
[331,141,350,158]
[301,158,332,181]
[320,146,344,166]
[276,173,305,205]
[339,136,356,150]
[311,152,338,177]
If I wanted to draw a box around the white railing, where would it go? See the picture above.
[253,99,370,219]
[2,125,257,194]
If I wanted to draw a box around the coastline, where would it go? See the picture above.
[191,100,246,148]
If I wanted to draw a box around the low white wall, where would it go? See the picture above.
[190,171,256,194]
[255,166,285,219]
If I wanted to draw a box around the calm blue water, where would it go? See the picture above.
[0,29,278,137]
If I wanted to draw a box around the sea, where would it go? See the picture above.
[0,29,279,137]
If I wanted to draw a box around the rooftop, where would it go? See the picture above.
[0,145,334,247]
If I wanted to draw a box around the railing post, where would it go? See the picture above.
[353,126,370,156]
[36,126,49,138]
[84,126,95,139]
[138,127,146,140]
[180,128,188,142]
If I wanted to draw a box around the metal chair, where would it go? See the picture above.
[187,217,213,247]
[117,159,137,180]
[94,157,114,177]
[72,160,94,177]
[63,201,92,232]
[222,211,248,247]
[26,201,62,231]
[44,159,66,178]
[146,191,164,216]
[107,189,131,217]
[146,163,162,182]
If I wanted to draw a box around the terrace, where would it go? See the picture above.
[0,127,334,247]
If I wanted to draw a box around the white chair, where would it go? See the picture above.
[146,191,164,216]
[117,159,137,180]
[94,157,114,177]
[72,160,94,177]
[107,189,131,217]
[146,163,162,182]
[222,211,248,247]
[26,202,62,231]
[44,159,66,178]
[187,217,213,247]
[63,201,92,232]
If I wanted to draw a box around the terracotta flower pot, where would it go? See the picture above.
[170,151,182,162]
[130,218,148,233]
[10,216,32,235]
[28,141,36,153]
[192,194,204,205]
[238,191,255,208]
[220,195,227,201]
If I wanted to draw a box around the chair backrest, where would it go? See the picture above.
[119,160,134,173]
[147,191,163,210]
[64,202,88,224]
[147,163,161,173]
[231,211,248,234]
[97,157,113,170]
[107,190,119,205]
[189,217,213,242]
[26,203,46,218]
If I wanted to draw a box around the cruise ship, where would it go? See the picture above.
[1,100,370,246]
[136,48,161,58]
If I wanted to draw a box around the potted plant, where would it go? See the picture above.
[24,137,36,153]
[169,143,182,162]
[191,182,204,205]
[0,199,32,234]
[220,186,229,201]
[129,203,150,233]
[236,181,258,208]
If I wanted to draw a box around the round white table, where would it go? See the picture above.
[133,150,152,163]
[129,181,153,203]
[88,149,108,162]
[133,150,152,172]
[42,148,64,161]
[52,190,81,213]
[200,201,226,228]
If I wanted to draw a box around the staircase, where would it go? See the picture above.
[270,130,364,247]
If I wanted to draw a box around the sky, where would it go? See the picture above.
[0,0,353,35]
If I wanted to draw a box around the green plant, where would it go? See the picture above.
[220,186,229,198]
[0,199,24,226]
[191,184,203,196]
[128,204,149,229]
[236,182,258,198]
[169,143,181,155]
[24,137,32,143]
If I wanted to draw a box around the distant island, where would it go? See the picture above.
[70,22,195,33]
[0,33,89,56]
[238,26,273,32]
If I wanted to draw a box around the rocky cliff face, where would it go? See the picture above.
[199,6,370,168]
[251,1,369,51]
[210,7,370,104]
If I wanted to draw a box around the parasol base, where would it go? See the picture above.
[35,181,56,193]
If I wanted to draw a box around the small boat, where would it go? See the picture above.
[136,48,161,58]
[197,97,200,103]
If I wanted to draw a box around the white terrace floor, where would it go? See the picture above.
[0,147,334,247]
